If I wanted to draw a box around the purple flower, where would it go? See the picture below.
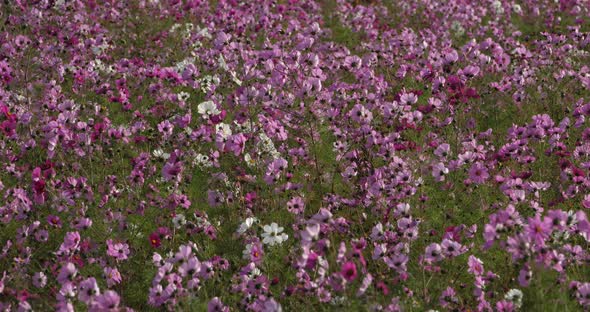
[208,297,230,312]
[90,290,120,311]
[32,272,47,288]
[106,239,130,261]
[78,277,100,303]
[496,300,515,312]
[432,162,449,182]
[467,255,484,276]
[441,239,463,258]
[468,162,489,184]
[57,262,77,284]
[575,283,590,307]
[341,261,357,282]
[518,266,532,287]
[179,257,201,278]
[526,216,551,246]
[440,286,458,308]
[157,120,174,139]
[104,267,122,287]
[350,104,373,124]
[61,231,81,251]
[424,243,443,262]
[162,160,183,182]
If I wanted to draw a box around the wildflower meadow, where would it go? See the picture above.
[1,0,590,311]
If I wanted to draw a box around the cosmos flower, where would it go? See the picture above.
[527,216,551,246]
[468,162,489,184]
[432,162,449,182]
[57,262,77,284]
[208,297,230,312]
[467,255,484,276]
[149,232,162,248]
[237,217,258,235]
[504,289,523,308]
[2,1,590,311]
[78,277,100,303]
[198,101,221,116]
[90,290,120,312]
[106,239,130,261]
[104,267,122,287]
[32,272,47,288]
[261,223,288,246]
[341,261,358,282]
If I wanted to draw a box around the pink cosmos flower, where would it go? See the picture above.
[518,267,532,287]
[424,243,443,262]
[90,290,120,312]
[157,120,174,139]
[32,272,47,288]
[106,239,130,261]
[575,283,590,307]
[341,261,357,282]
[526,216,551,246]
[441,239,463,258]
[179,257,201,277]
[208,297,230,312]
[57,262,77,284]
[78,277,100,303]
[287,196,305,215]
[432,162,449,182]
[468,162,489,184]
[467,255,484,276]
[439,286,458,308]
[162,161,183,182]
[496,300,515,312]
[104,267,122,287]
[248,242,264,264]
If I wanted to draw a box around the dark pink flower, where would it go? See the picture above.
[341,261,357,282]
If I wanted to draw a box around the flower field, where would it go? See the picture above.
[1,0,590,311]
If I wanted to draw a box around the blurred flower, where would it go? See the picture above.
[261,223,288,246]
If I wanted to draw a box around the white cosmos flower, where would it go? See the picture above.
[177,92,190,102]
[197,101,220,116]
[174,57,195,73]
[237,217,258,235]
[244,153,256,168]
[218,54,229,71]
[170,23,181,33]
[261,223,288,246]
[249,267,261,278]
[152,149,170,160]
[230,71,242,86]
[172,214,186,229]
[196,26,212,39]
[492,0,504,14]
[194,154,212,168]
[504,289,523,308]
[215,123,232,138]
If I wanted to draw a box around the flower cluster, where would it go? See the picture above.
[0,0,590,311]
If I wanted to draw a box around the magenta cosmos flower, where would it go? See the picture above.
[341,261,358,282]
